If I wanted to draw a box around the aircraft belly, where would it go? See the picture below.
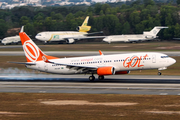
[151,61,165,69]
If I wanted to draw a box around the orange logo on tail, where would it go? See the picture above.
[23,40,40,62]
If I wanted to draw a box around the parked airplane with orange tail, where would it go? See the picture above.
[10,27,176,81]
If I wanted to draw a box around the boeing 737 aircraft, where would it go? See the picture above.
[10,26,176,81]
[103,26,168,43]
[35,16,104,44]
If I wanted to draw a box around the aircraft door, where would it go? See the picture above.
[152,55,156,63]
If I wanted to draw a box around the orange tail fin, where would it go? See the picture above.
[19,32,58,62]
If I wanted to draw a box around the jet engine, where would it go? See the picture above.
[145,36,154,39]
[76,26,91,32]
[115,71,130,75]
[97,67,115,76]
[66,39,75,44]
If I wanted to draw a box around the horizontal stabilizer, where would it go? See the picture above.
[86,31,104,36]
[173,38,180,40]
[8,61,36,65]
[155,26,168,29]
[144,26,168,36]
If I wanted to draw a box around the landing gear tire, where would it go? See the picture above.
[158,72,162,76]
[89,76,95,81]
[98,75,104,80]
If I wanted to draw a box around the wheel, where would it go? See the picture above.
[89,76,95,81]
[44,41,47,44]
[158,72,162,76]
[98,75,104,80]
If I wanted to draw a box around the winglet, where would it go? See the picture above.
[99,50,104,56]
[20,26,24,33]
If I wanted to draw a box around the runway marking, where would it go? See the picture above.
[41,100,138,106]
[1,85,180,90]
[0,111,27,115]
[39,91,46,93]
[145,111,180,114]
[160,93,168,95]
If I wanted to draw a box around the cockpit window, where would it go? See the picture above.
[161,56,169,58]
[36,34,41,36]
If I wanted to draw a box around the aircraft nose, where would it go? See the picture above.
[170,58,176,65]
[35,35,39,39]
[35,35,38,39]
[103,38,110,43]
[35,35,43,41]
[103,38,107,42]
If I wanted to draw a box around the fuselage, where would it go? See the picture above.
[103,34,156,43]
[27,52,176,75]
[35,31,87,42]
[1,36,20,45]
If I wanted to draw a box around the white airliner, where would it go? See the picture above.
[11,27,176,81]
[1,35,20,45]
[35,16,104,44]
[103,26,168,43]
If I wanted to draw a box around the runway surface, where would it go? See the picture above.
[0,74,180,95]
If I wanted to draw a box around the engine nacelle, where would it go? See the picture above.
[115,71,130,75]
[76,26,91,32]
[97,67,115,76]
[66,39,75,44]
[145,36,154,39]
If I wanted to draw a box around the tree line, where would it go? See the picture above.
[0,0,180,40]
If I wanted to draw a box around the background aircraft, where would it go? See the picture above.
[103,26,168,43]
[1,35,20,45]
[10,27,176,81]
[173,38,180,40]
[35,16,104,44]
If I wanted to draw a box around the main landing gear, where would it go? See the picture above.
[89,75,95,81]
[89,74,105,81]
[158,71,162,75]
[98,75,104,80]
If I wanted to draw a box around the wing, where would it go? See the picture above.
[44,50,105,72]
[85,31,103,36]
[49,60,98,73]
[65,36,106,43]
[66,36,106,40]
